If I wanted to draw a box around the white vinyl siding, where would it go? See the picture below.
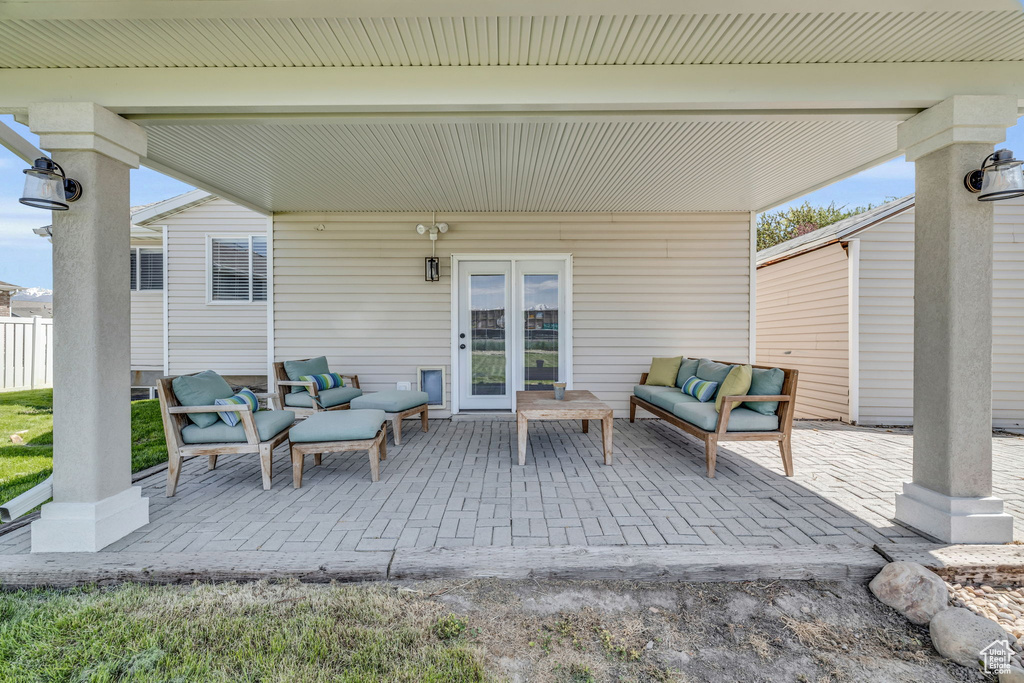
[129,239,164,371]
[856,197,1024,428]
[756,242,849,420]
[272,212,752,417]
[164,198,267,376]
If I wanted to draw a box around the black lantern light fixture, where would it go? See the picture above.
[416,213,449,282]
[964,149,1024,201]
[19,157,82,211]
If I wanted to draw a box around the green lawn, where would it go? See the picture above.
[0,583,487,682]
[0,389,167,513]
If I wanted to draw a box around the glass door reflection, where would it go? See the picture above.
[523,273,559,391]
[470,274,507,396]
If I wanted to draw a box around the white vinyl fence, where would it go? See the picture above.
[0,316,54,391]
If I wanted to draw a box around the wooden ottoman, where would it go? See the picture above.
[349,390,429,445]
[288,409,387,485]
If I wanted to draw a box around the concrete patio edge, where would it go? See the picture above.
[0,544,887,589]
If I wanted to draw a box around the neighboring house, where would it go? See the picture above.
[0,280,23,316]
[756,195,1024,428]
[35,189,269,394]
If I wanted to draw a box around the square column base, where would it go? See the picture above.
[895,482,1014,544]
[31,486,149,553]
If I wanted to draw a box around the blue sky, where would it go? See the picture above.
[1,114,1022,290]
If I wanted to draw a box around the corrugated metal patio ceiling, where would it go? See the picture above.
[2,11,1024,68]
[140,116,899,213]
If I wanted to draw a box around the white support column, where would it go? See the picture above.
[894,95,1018,544]
[28,102,150,552]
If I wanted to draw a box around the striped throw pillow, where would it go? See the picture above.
[214,388,259,427]
[681,376,718,403]
[300,372,346,391]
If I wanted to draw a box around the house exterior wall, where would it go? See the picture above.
[857,198,1024,428]
[755,242,849,420]
[129,237,163,372]
[0,290,10,317]
[272,212,752,417]
[164,197,268,377]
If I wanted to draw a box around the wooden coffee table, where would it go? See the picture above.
[515,390,614,466]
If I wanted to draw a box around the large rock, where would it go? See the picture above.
[930,607,1012,669]
[1000,666,1024,683]
[869,561,949,625]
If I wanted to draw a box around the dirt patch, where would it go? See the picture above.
[410,578,993,682]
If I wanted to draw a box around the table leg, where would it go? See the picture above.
[582,419,589,433]
[602,416,613,465]
[517,412,528,466]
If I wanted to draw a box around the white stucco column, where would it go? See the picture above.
[894,95,1019,543]
[28,103,150,552]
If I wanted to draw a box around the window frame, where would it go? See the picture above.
[205,233,268,305]
[129,246,164,292]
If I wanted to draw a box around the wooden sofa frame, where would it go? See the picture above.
[628,362,798,478]
[272,360,360,418]
[157,377,292,497]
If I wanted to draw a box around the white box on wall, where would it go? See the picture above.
[396,381,412,391]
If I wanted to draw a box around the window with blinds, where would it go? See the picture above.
[130,247,163,291]
[210,235,268,302]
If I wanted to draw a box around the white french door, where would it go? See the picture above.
[454,255,571,412]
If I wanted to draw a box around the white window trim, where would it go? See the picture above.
[205,233,268,305]
[129,245,164,293]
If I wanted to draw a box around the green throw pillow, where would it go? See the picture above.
[675,358,700,388]
[715,364,753,413]
[645,357,682,387]
[171,370,235,428]
[745,367,785,415]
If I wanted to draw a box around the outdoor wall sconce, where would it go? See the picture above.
[416,214,449,282]
[19,157,83,211]
[964,149,1024,201]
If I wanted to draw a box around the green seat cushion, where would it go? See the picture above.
[172,370,235,428]
[695,359,736,396]
[745,367,786,415]
[181,409,296,444]
[644,357,682,387]
[284,356,330,393]
[289,409,386,443]
[670,402,779,432]
[284,386,363,409]
[633,384,680,403]
[649,390,700,413]
[350,390,429,413]
[715,364,753,412]
[675,358,700,388]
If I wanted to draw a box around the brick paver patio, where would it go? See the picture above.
[2,419,1022,556]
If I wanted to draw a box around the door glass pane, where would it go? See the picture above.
[523,273,559,391]
[470,274,506,396]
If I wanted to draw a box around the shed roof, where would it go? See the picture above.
[0,280,25,292]
[755,195,915,267]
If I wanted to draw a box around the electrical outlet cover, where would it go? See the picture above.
[396,381,412,391]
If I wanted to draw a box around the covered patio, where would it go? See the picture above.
[1,1,1023,560]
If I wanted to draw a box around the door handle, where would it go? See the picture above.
[460,333,466,339]
[460,344,466,350]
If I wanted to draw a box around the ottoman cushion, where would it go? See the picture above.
[289,409,386,443]
[284,386,363,409]
[350,390,429,413]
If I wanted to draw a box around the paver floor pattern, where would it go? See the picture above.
[2,419,1022,555]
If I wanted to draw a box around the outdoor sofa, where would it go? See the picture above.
[629,358,798,478]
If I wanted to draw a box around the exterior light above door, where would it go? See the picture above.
[20,157,83,211]
[416,214,449,282]
[964,149,1024,201]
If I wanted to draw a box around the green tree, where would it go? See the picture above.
[757,201,879,251]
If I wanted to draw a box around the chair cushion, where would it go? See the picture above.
[695,359,735,396]
[284,386,363,409]
[745,367,786,415]
[715,364,753,412]
[181,409,295,444]
[633,384,679,403]
[675,358,700,388]
[215,388,259,426]
[671,402,779,432]
[350,390,429,413]
[172,370,235,428]
[645,357,682,387]
[284,356,330,393]
[649,389,700,413]
[681,376,718,402]
[289,409,386,443]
